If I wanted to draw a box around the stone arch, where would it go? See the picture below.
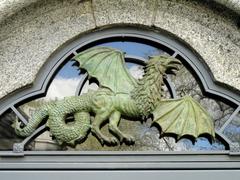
[0,0,239,100]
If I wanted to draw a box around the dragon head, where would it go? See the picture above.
[147,55,182,75]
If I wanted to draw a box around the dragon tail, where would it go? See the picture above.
[15,95,92,146]
[14,107,49,137]
[46,95,92,145]
[47,111,91,146]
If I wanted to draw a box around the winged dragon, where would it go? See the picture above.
[14,47,215,146]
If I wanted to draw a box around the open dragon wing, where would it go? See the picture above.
[152,96,215,139]
[73,47,137,94]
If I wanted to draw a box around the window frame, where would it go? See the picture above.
[0,26,240,170]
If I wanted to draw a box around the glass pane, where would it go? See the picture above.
[98,41,166,59]
[169,65,235,131]
[0,109,18,150]
[11,41,230,151]
[223,112,240,144]
[46,60,83,100]
[0,109,34,151]
[176,138,225,151]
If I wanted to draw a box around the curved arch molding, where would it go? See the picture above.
[0,0,240,100]
[0,27,239,154]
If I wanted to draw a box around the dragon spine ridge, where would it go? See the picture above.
[131,60,163,117]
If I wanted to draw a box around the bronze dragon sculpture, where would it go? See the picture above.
[14,47,215,146]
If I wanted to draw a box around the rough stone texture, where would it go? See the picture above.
[153,0,240,91]
[92,0,157,26]
[0,0,38,23]
[0,0,96,98]
[214,0,240,14]
[0,0,240,100]
[0,0,239,23]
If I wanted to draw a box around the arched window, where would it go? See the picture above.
[0,26,239,161]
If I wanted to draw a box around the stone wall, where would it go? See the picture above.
[0,0,239,100]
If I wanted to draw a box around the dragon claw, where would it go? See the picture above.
[104,137,118,146]
[109,137,118,145]
[121,134,135,145]
[98,136,119,146]
[99,138,105,146]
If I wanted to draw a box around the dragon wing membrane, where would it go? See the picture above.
[152,96,215,139]
[74,47,138,94]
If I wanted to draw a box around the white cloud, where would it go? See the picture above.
[80,80,98,95]
[128,65,144,79]
[46,77,80,100]
[45,77,99,100]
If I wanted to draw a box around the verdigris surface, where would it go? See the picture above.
[14,47,215,146]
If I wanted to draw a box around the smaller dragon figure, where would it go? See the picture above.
[14,47,215,146]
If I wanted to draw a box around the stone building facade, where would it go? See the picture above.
[0,0,239,98]
[0,0,240,179]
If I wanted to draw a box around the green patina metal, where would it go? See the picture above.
[14,47,215,146]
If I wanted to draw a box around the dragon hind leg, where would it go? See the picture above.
[108,111,135,145]
[91,112,118,146]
